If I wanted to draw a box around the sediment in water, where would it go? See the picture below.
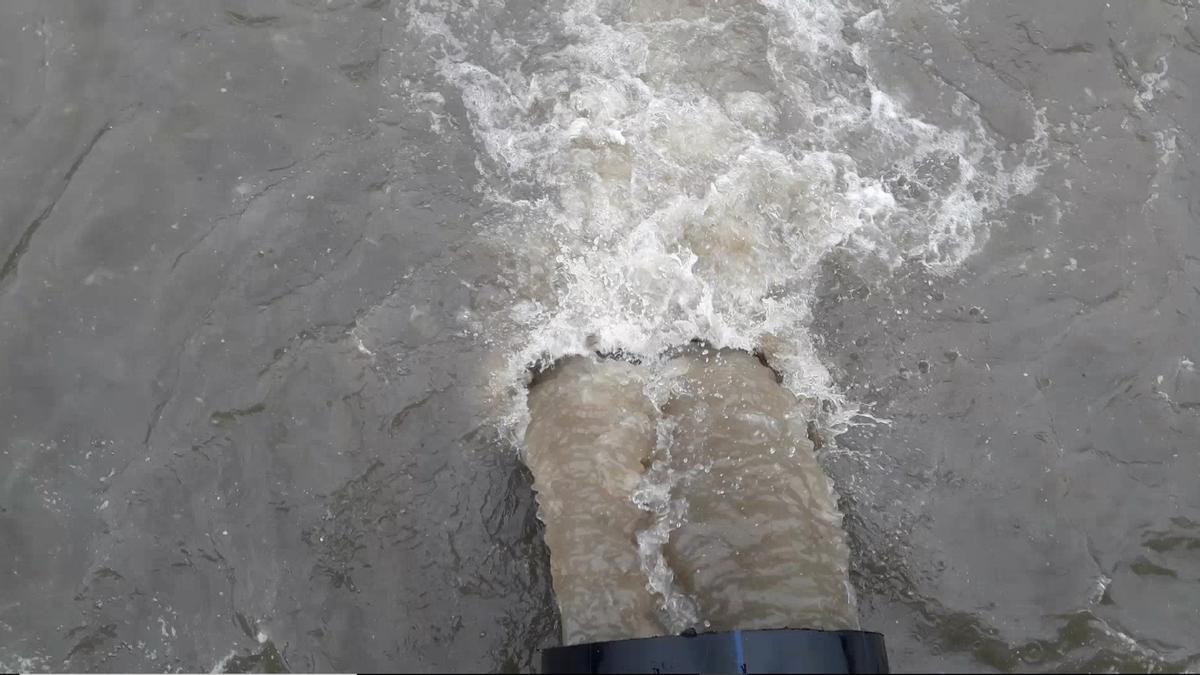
[524,348,857,645]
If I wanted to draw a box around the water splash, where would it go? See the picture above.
[410,0,1045,438]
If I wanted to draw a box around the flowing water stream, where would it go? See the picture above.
[1,0,1195,671]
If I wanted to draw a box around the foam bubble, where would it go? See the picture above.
[415,0,1046,438]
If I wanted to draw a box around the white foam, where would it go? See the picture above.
[416,0,1046,437]
[631,415,700,631]
[209,649,239,674]
[0,655,49,673]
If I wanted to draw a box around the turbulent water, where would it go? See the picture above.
[425,0,1043,647]
[426,0,1046,431]
[526,349,857,644]
[2,0,1196,671]
[524,357,665,644]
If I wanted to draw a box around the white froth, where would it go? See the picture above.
[415,0,1047,437]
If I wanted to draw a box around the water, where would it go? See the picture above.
[524,357,664,644]
[444,0,1033,651]
[1,0,1197,672]
[442,0,1043,434]
[525,348,856,644]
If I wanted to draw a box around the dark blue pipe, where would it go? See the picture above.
[541,628,889,674]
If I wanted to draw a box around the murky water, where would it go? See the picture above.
[526,349,856,644]
[657,348,856,634]
[524,357,663,645]
[1,0,1197,672]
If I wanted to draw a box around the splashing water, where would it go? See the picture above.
[411,0,1047,643]
[409,0,1045,434]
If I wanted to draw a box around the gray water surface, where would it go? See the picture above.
[1,0,1197,672]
